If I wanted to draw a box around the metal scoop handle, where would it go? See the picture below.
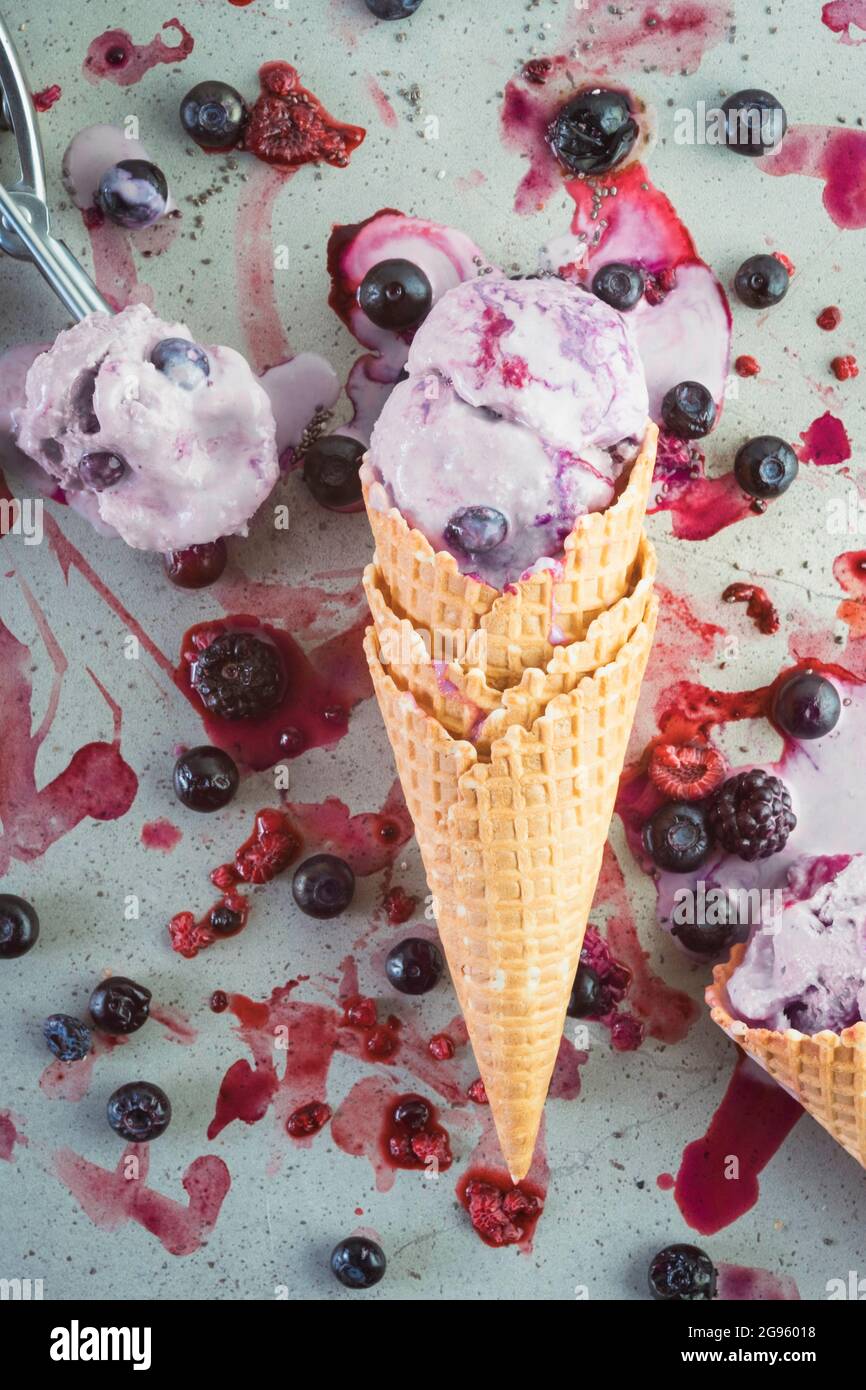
[0,14,111,320]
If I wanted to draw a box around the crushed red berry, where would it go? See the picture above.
[831,355,859,381]
[734,354,760,377]
[522,57,552,85]
[428,1033,455,1060]
[343,996,378,1030]
[366,1025,398,1058]
[286,1101,331,1138]
[243,61,366,169]
[817,305,842,331]
[610,1013,645,1051]
[722,581,780,635]
[210,990,229,1013]
[467,1078,488,1105]
[169,910,213,959]
[648,741,727,801]
[383,886,418,925]
[168,892,249,959]
[644,266,677,305]
[460,1175,543,1248]
[231,809,300,885]
[772,251,795,276]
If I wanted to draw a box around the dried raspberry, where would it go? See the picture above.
[411,1130,452,1168]
[648,742,727,801]
[244,61,365,169]
[463,1179,542,1247]
[234,811,299,884]
[831,355,859,381]
[817,305,841,331]
[168,911,214,959]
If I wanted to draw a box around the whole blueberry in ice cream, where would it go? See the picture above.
[643,802,711,873]
[78,451,127,491]
[358,259,432,330]
[592,262,645,311]
[151,338,210,390]
[773,671,841,741]
[444,505,508,555]
[548,88,638,175]
[734,436,798,499]
[180,80,247,151]
[97,159,168,229]
[649,1244,717,1301]
[661,381,716,440]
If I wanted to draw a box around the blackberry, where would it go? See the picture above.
[708,769,796,862]
[191,631,285,721]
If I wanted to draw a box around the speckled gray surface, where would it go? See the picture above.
[1,0,865,1301]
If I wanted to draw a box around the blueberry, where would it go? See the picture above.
[43,1014,92,1063]
[548,88,638,175]
[292,854,355,919]
[210,905,243,935]
[107,1081,171,1142]
[734,436,798,499]
[89,977,151,1035]
[364,0,424,18]
[303,435,366,511]
[649,1244,717,1300]
[567,964,602,1018]
[385,937,444,995]
[331,1235,387,1289]
[660,382,717,440]
[643,802,711,873]
[78,451,127,491]
[773,671,841,741]
[734,254,789,309]
[180,80,247,151]
[393,1096,431,1132]
[591,262,645,311]
[671,904,741,957]
[444,506,508,555]
[0,895,39,958]
[97,160,168,229]
[163,539,228,589]
[722,89,786,157]
[173,745,239,812]
[358,259,432,330]
[151,338,210,390]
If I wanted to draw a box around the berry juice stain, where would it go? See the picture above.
[759,125,866,230]
[797,411,852,466]
[53,1145,230,1256]
[715,1262,801,1301]
[671,1056,803,1236]
[83,21,194,88]
[140,818,182,851]
[0,1109,27,1161]
[174,614,369,771]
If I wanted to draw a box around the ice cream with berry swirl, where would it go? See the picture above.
[364,274,649,590]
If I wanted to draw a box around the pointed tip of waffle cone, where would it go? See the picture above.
[364,594,657,1182]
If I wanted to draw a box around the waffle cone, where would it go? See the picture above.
[362,423,658,688]
[364,597,657,1180]
[364,534,656,751]
[707,950,866,1169]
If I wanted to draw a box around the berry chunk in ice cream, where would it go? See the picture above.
[365,274,649,589]
[725,854,866,1034]
[14,304,279,550]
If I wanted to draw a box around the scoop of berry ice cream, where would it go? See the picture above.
[726,853,866,1034]
[365,274,649,589]
[14,304,279,550]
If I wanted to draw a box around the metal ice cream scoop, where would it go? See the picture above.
[0,13,110,320]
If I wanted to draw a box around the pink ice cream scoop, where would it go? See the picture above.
[364,274,649,589]
[14,304,279,551]
[726,853,866,1034]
